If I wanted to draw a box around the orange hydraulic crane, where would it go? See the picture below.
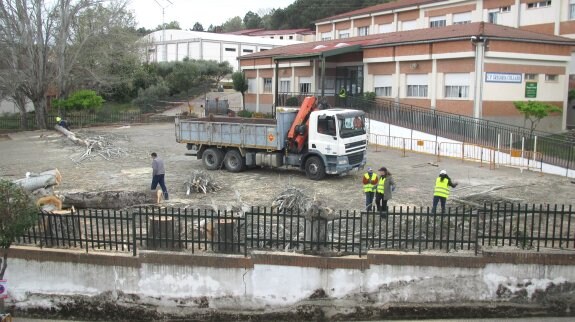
[287,96,317,153]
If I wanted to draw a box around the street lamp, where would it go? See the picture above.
[153,0,173,62]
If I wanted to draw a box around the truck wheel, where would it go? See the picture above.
[224,149,245,172]
[203,148,224,170]
[305,156,326,180]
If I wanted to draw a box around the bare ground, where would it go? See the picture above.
[0,121,573,211]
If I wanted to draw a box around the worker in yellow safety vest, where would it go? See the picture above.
[362,167,378,211]
[432,169,458,214]
[338,86,347,107]
[375,167,395,215]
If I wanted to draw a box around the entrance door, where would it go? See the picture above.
[336,66,363,107]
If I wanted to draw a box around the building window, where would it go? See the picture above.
[430,16,446,28]
[321,32,332,40]
[453,12,471,25]
[444,73,470,99]
[527,1,551,9]
[500,6,511,12]
[289,36,293,39]
[224,48,236,52]
[378,23,393,33]
[570,0,575,19]
[545,74,558,82]
[488,11,498,24]
[279,80,291,93]
[338,29,350,39]
[299,77,311,93]
[525,73,538,81]
[243,49,253,53]
[357,26,369,36]
[406,74,428,98]
[263,78,272,93]
[402,20,417,31]
[374,75,392,97]
[247,78,257,93]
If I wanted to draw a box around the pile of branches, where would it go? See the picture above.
[183,170,222,194]
[55,125,129,164]
[271,186,334,220]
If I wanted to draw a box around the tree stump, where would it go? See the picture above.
[213,219,237,253]
[304,218,329,252]
[39,209,81,247]
[147,216,180,250]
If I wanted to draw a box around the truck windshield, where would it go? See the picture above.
[339,115,366,138]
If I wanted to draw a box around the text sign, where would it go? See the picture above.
[525,82,537,98]
[485,72,522,83]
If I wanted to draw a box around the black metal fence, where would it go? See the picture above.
[0,112,175,131]
[357,97,575,171]
[16,204,575,256]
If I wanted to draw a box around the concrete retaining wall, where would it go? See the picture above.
[6,247,575,320]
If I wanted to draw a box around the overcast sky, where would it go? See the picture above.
[128,0,296,30]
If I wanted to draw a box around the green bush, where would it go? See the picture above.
[363,91,376,100]
[285,96,300,107]
[132,82,170,112]
[52,90,105,112]
[237,110,253,118]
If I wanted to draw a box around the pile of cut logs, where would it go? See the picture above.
[13,169,65,212]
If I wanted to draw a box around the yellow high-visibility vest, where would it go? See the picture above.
[377,177,386,194]
[434,177,450,198]
[363,173,377,192]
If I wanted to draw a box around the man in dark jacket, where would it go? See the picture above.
[151,152,168,200]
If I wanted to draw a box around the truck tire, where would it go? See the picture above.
[203,148,224,170]
[224,149,245,172]
[305,156,326,180]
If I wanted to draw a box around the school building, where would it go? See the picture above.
[238,0,575,131]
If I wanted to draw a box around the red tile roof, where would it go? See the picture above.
[226,28,314,36]
[239,23,575,60]
[316,0,440,23]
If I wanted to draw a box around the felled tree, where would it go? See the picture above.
[0,180,39,280]
[513,101,562,137]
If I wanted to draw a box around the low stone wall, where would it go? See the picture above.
[6,246,575,321]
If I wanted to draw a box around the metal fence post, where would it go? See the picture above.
[132,211,137,257]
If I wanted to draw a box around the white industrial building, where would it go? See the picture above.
[141,29,302,71]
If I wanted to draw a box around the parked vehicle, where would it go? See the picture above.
[175,96,367,180]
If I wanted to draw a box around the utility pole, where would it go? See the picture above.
[153,0,173,62]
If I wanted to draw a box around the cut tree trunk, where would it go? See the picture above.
[62,191,154,209]
[147,216,180,250]
[38,209,81,247]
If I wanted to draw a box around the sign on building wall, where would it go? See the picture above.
[525,82,537,98]
[485,72,522,83]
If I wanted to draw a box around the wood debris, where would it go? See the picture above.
[12,168,65,212]
[183,170,222,194]
[271,186,334,220]
[54,125,128,164]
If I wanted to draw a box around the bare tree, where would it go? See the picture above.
[0,0,136,129]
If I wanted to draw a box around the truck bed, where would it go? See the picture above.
[175,113,296,150]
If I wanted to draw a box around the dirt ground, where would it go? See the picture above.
[1,119,574,212]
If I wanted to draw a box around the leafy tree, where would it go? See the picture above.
[52,90,105,112]
[221,16,244,32]
[132,81,170,111]
[232,72,248,110]
[244,11,263,29]
[513,101,562,137]
[0,180,39,280]
[156,20,181,30]
[191,22,204,31]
